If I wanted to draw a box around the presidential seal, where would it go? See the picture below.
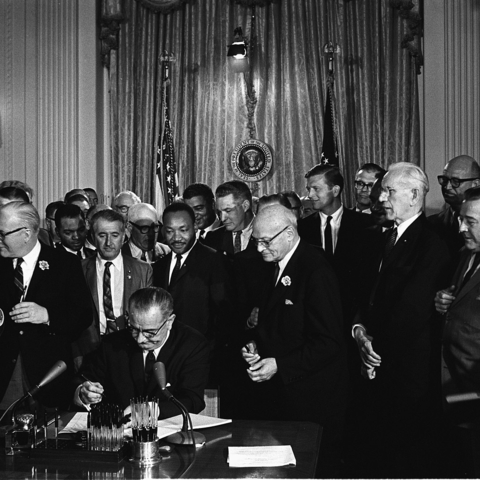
[231,139,272,182]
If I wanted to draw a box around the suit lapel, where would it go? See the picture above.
[84,257,99,314]
[24,244,48,300]
[452,250,480,302]
[123,256,134,309]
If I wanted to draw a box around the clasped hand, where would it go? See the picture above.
[241,341,277,382]
[434,285,455,314]
[79,380,104,405]
[10,302,49,324]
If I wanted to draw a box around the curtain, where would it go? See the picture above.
[107,0,420,208]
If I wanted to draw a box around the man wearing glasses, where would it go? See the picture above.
[123,203,170,263]
[353,163,386,213]
[76,210,153,366]
[429,155,480,259]
[76,287,209,417]
[0,201,92,413]
[241,204,346,476]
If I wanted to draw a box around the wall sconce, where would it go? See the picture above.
[227,27,249,73]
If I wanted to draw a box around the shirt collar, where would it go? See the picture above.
[128,239,151,259]
[172,239,197,261]
[96,252,123,270]
[319,204,343,225]
[396,211,422,240]
[21,240,42,267]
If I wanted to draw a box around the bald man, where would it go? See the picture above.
[123,203,170,263]
[429,155,480,259]
[241,205,347,475]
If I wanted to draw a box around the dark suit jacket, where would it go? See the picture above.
[428,206,464,261]
[443,248,480,394]
[298,207,380,327]
[362,214,451,399]
[245,240,347,426]
[0,244,92,407]
[75,255,153,360]
[152,242,235,344]
[79,322,210,418]
[58,244,96,259]
[204,225,257,258]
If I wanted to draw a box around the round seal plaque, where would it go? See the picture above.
[231,139,272,182]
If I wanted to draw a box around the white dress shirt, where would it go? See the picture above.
[168,241,196,284]
[232,219,254,251]
[15,240,41,299]
[96,254,124,334]
[319,205,344,253]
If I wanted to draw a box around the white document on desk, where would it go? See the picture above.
[227,445,296,468]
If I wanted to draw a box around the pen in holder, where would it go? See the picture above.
[130,397,161,466]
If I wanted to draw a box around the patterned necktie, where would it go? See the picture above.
[383,227,398,260]
[14,258,24,303]
[103,262,117,334]
[169,254,182,286]
[324,216,333,256]
[459,253,480,292]
[234,231,242,253]
[144,350,156,388]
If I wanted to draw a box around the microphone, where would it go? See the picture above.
[20,360,67,402]
[0,360,68,426]
[153,361,205,446]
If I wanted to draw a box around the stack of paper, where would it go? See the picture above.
[227,445,296,468]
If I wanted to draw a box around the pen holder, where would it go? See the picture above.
[131,438,162,466]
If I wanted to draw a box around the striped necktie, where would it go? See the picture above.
[14,258,24,303]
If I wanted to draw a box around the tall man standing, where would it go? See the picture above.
[0,202,92,411]
[351,162,451,477]
[242,205,347,475]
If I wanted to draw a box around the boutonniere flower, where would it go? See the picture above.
[38,260,49,270]
[281,276,291,286]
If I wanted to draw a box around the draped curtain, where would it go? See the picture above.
[105,0,419,208]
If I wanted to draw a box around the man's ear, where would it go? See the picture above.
[410,188,420,206]
[332,185,341,198]
[242,200,250,212]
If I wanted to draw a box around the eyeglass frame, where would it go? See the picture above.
[130,222,160,234]
[251,225,290,248]
[0,226,28,242]
[354,180,375,191]
[437,175,479,189]
[115,205,130,213]
[125,313,169,339]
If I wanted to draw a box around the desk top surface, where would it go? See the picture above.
[1,417,322,479]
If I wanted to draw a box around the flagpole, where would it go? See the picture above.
[321,42,340,166]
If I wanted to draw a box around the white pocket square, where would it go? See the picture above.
[285,299,293,305]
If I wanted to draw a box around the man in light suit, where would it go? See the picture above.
[75,209,152,366]
[0,202,92,411]
[350,162,451,477]
[242,205,347,475]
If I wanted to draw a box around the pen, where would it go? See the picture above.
[80,374,106,400]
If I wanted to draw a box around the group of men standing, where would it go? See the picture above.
[0,155,480,477]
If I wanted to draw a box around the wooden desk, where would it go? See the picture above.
[1,419,321,479]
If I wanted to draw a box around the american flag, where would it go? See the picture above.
[156,54,178,211]
[321,74,339,166]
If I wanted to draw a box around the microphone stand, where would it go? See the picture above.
[164,396,206,446]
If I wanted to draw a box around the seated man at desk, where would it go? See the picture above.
[75,287,210,419]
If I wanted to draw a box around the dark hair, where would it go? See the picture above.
[163,202,195,225]
[128,287,174,318]
[54,203,85,228]
[357,163,386,178]
[183,183,214,202]
[0,180,34,199]
[64,189,89,202]
[258,193,292,210]
[215,180,252,206]
[66,194,90,205]
[464,186,480,203]
[0,187,30,203]
[84,187,97,195]
[90,209,125,231]
[46,201,64,218]
[305,164,344,194]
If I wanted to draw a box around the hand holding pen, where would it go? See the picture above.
[79,374,105,405]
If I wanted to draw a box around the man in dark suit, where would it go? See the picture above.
[76,287,210,418]
[153,203,234,347]
[352,163,385,213]
[242,205,347,475]
[428,155,480,260]
[75,209,152,367]
[435,186,480,476]
[55,203,95,259]
[0,201,92,411]
[183,183,221,240]
[298,164,377,332]
[204,180,255,256]
[350,162,451,477]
